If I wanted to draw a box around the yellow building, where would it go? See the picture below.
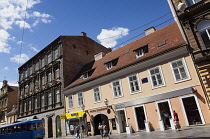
[63,22,210,136]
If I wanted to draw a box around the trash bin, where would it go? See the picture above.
[126,126,132,134]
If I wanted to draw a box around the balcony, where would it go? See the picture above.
[193,49,210,63]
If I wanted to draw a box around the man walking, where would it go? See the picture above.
[173,110,181,131]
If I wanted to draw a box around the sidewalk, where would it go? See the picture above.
[45,125,210,139]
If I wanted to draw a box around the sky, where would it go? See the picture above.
[0,0,174,88]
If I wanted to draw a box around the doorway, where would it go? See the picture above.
[56,116,62,137]
[134,106,146,130]
[157,101,172,130]
[48,117,53,138]
[93,114,109,135]
[181,96,203,125]
[116,109,127,133]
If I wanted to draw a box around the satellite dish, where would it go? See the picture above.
[177,2,186,11]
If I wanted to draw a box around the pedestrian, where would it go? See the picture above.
[173,110,181,131]
[75,125,80,138]
[98,122,103,138]
[102,121,110,139]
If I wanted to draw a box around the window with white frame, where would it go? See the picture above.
[41,58,45,67]
[186,0,202,6]
[55,88,60,103]
[149,66,165,88]
[128,74,141,94]
[55,69,60,79]
[41,94,44,107]
[135,48,144,58]
[106,62,113,70]
[112,80,123,98]
[48,53,52,64]
[170,58,190,83]
[48,92,52,105]
[68,95,74,109]
[29,100,31,111]
[78,92,84,107]
[197,20,210,49]
[35,98,38,109]
[54,49,59,59]
[93,86,101,102]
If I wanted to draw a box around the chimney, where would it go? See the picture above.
[94,52,104,61]
[81,32,87,37]
[144,27,156,36]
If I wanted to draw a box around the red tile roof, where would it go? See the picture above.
[64,22,186,91]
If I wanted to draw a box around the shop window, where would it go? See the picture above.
[148,66,165,89]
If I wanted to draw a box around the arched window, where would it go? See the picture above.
[197,20,210,49]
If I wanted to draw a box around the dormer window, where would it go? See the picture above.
[105,58,118,70]
[81,69,95,79]
[106,62,113,70]
[134,45,148,58]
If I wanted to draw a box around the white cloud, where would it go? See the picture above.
[0,29,11,53]
[3,67,9,71]
[97,27,129,48]
[30,46,39,52]
[10,53,30,64]
[0,0,52,53]
[0,81,18,89]
[17,41,23,44]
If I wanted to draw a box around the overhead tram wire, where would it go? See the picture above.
[112,17,174,50]
[17,0,29,83]
[95,11,172,42]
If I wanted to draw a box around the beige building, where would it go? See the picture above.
[63,23,210,136]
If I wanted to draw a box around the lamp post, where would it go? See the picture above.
[104,99,109,106]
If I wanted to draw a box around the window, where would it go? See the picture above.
[128,74,141,94]
[35,79,39,89]
[55,88,60,103]
[41,58,45,67]
[78,92,84,107]
[48,72,52,82]
[112,80,123,98]
[197,20,210,49]
[35,62,39,71]
[134,45,148,58]
[20,103,22,113]
[48,53,52,64]
[170,58,190,83]
[54,49,59,59]
[25,70,28,77]
[25,84,29,93]
[41,94,44,107]
[29,82,33,91]
[20,73,23,80]
[29,100,31,111]
[55,69,60,79]
[35,98,38,109]
[93,86,101,102]
[48,92,52,105]
[30,67,33,75]
[148,66,165,89]
[24,102,27,112]
[186,0,202,6]
[106,62,113,70]
[42,76,45,85]
[68,95,74,109]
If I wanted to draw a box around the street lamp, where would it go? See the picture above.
[104,99,109,106]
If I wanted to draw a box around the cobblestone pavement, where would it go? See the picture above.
[45,125,210,139]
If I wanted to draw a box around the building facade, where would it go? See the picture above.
[0,80,18,125]
[168,0,210,106]
[63,23,210,136]
[17,33,111,138]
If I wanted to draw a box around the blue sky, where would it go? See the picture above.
[0,0,174,87]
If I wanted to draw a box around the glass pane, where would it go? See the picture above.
[200,30,210,49]
[172,62,177,68]
[154,68,159,74]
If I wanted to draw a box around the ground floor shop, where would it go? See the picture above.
[17,109,66,138]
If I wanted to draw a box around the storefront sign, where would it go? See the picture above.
[60,114,66,119]
[66,111,85,119]
[115,104,125,109]
[89,107,107,113]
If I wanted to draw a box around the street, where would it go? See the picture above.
[45,125,210,139]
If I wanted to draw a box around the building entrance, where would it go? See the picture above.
[48,117,53,138]
[157,101,172,130]
[93,114,109,135]
[182,96,203,125]
[116,110,126,133]
[135,106,146,130]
